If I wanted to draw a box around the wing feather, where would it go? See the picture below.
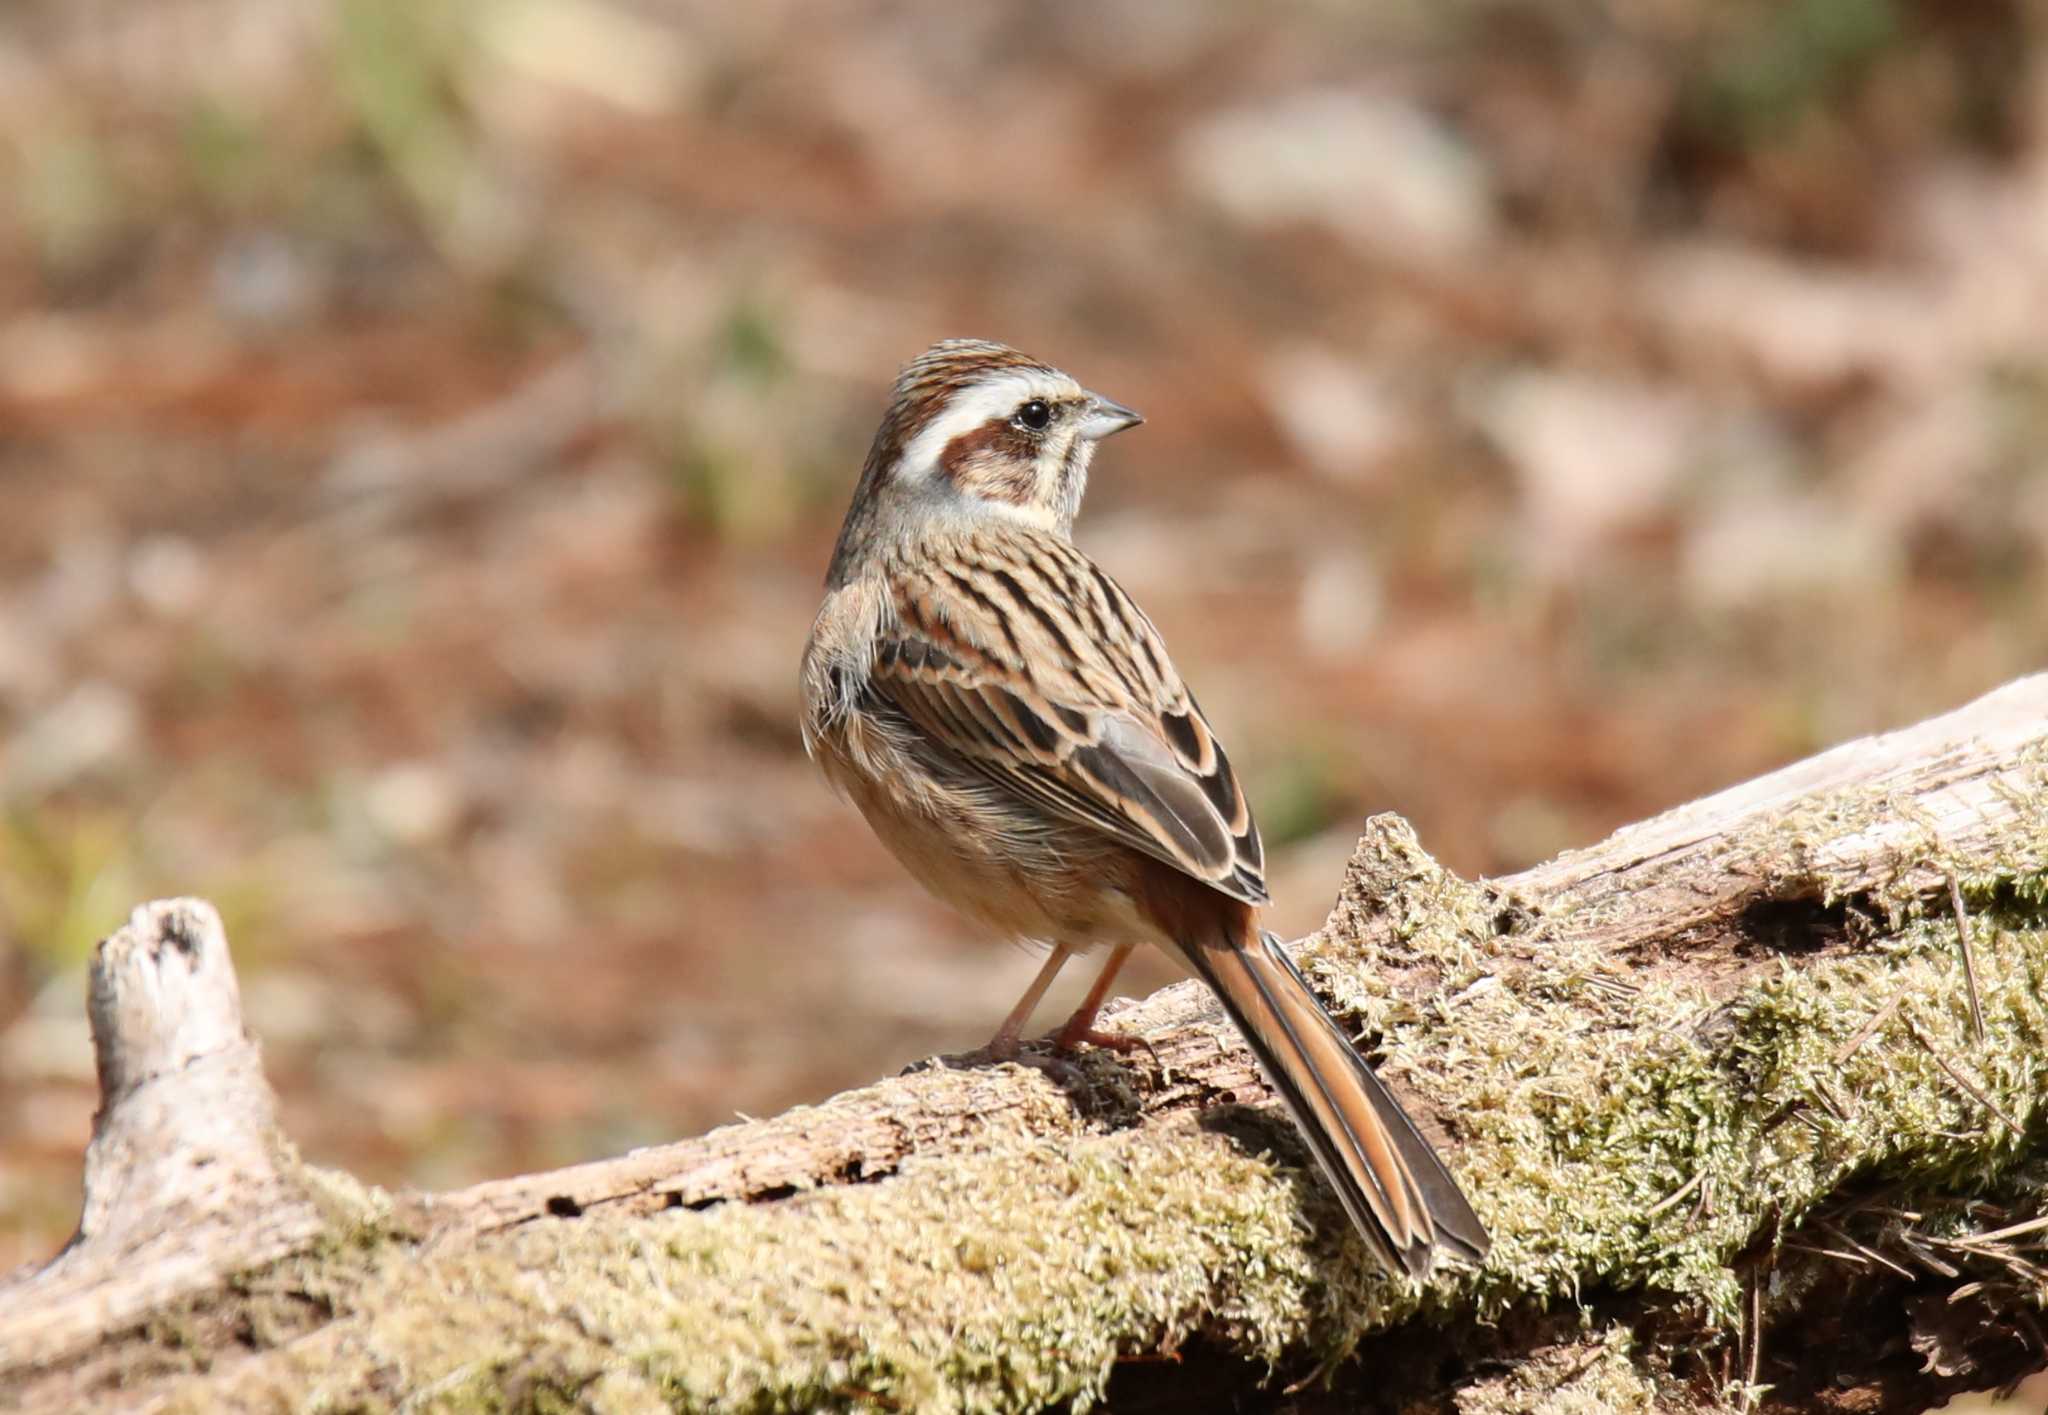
[870,530,1269,906]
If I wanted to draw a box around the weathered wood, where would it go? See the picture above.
[1504,671,2048,950]
[1,674,2044,1414]
[0,900,371,1372]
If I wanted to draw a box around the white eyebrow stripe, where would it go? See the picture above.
[899,370,1076,480]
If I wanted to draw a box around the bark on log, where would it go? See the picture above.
[3,674,2047,1414]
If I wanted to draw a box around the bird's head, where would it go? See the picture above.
[827,340,1142,581]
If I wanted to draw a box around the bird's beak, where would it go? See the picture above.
[1078,396,1144,442]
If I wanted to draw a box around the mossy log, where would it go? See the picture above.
[4,675,2048,1414]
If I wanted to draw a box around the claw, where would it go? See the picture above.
[1054,1023,1161,1069]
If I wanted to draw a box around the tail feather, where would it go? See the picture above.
[1179,927,1489,1278]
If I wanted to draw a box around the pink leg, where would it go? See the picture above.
[987,943,1074,1060]
[1054,943,1146,1052]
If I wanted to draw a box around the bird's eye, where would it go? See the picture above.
[1014,400,1052,431]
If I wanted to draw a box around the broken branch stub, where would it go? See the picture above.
[0,899,363,1371]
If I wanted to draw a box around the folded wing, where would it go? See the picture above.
[870,532,1268,907]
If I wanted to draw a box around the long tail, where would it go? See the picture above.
[1177,925,1490,1279]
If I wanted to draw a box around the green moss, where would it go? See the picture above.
[164,1125,1330,1413]
[1301,805,2048,1366]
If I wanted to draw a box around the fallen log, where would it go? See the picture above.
[3,674,2046,1413]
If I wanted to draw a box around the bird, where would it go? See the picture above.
[798,338,1489,1279]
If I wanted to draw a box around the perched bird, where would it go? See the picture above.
[799,338,1489,1279]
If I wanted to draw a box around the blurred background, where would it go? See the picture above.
[2,0,2044,1269]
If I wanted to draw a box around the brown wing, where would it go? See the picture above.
[870,528,1268,906]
